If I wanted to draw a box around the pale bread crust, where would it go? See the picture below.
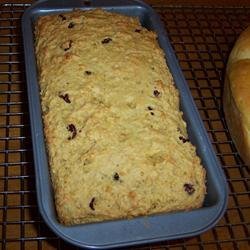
[35,9,206,225]
[223,26,250,166]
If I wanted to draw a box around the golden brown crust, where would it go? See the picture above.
[223,26,250,166]
[227,26,250,65]
[35,9,206,225]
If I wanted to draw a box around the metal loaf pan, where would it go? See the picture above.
[22,0,228,248]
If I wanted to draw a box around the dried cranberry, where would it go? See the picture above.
[179,136,189,143]
[101,37,112,44]
[67,124,77,139]
[59,93,71,103]
[59,14,66,21]
[153,90,160,97]
[68,22,75,28]
[184,183,195,195]
[135,29,141,33]
[113,172,120,181]
[85,70,92,75]
[89,197,95,210]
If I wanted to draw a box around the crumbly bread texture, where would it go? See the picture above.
[223,26,250,166]
[35,9,206,225]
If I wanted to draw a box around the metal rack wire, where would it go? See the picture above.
[0,2,249,250]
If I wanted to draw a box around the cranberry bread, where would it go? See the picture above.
[35,9,206,225]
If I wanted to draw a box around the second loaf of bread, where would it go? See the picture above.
[223,26,250,166]
[35,9,206,225]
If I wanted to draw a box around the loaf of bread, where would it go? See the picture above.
[223,26,250,166]
[35,9,206,225]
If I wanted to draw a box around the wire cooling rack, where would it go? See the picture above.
[0,2,249,250]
